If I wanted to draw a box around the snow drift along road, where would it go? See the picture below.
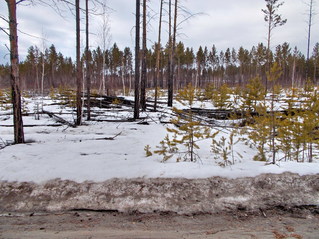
[0,172,318,214]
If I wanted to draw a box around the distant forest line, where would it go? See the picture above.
[1,41,319,93]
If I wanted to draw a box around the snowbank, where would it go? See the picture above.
[0,173,318,214]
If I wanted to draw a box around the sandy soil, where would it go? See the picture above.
[0,210,318,239]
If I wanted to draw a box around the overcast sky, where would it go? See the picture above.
[0,0,318,64]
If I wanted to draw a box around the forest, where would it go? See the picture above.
[1,41,319,92]
[1,0,319,165]
[1,2,319,236]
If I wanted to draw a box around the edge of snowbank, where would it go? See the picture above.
[0,172,318,214]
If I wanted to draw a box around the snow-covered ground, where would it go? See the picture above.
[0,95,318,184]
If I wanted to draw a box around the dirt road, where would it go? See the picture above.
[0,210,318,239]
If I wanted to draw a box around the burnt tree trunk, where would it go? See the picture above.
[85,0,91,120]
[134,0,140,119]
[140,0,147,111]
[76,0,82,125]
[172,0,177,90]
[167,0,173,107]
[7,0,24,144]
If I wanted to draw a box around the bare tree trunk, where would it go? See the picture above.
[129,64,132,94]
[167,0,173,107]
[76,0,82,125]
[40,33,46,111]
[85,0,91,120]
[154,0,163,111]
[134,0,140,119]
[306,0,314,80]
[314,62,317,84]
[121,63,126,95]
[140,0,147,111]
[98,4,110,95]
[292,56,296,88]
[7,0,24,144]
[172,0,177,91]
[100,52,106,95]
[167,0,177,106]
[266,17,271,92]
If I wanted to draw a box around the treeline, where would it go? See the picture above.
[1,41,319,93]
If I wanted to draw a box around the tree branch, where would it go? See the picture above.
[0,27,10,37]
[0,15,9,23]
[17,29,44,40]
[17,0,28,4]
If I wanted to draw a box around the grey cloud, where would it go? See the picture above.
[1,0,319,65]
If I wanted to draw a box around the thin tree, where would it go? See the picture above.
[134,0,141,119]
[75,0,82,125]
[167,0,178,107]
[306,0,315,80]
[40,30,47,112]
[262,0,287,90]
[98,3,111,95]
[5,0,25,144]
[154,0,163,111]
[172,0,178,91]
[167,0,173,107]
[140,0,147,111]
[85,0,91,120]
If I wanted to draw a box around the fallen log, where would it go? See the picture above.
[0,124,63,127]
[43,110,76,128]
[90,118,136,123]
[96,132,122,140]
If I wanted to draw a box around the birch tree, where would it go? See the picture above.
[97,3,111,95]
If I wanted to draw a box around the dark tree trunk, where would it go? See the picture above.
[134,0,140,119]
[86,0,91,120]
[172,0,177,87]
[168,0,177,107]
[140,0,147,111]
[167,0,173,107]
[7,0,24,144]
[76,0,82,125]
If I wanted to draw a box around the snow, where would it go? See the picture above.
[0,95,318,184]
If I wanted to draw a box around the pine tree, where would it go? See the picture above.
[205,83,231,110]
[262,0,287,90]
[5,0,25,144]
[211,131,242,167]
[212,84,232,110]
[241,76,265,113]
[301,88,319,162]
[245,104,270,161]
[154,134,178,162]
[154,84,211,162]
